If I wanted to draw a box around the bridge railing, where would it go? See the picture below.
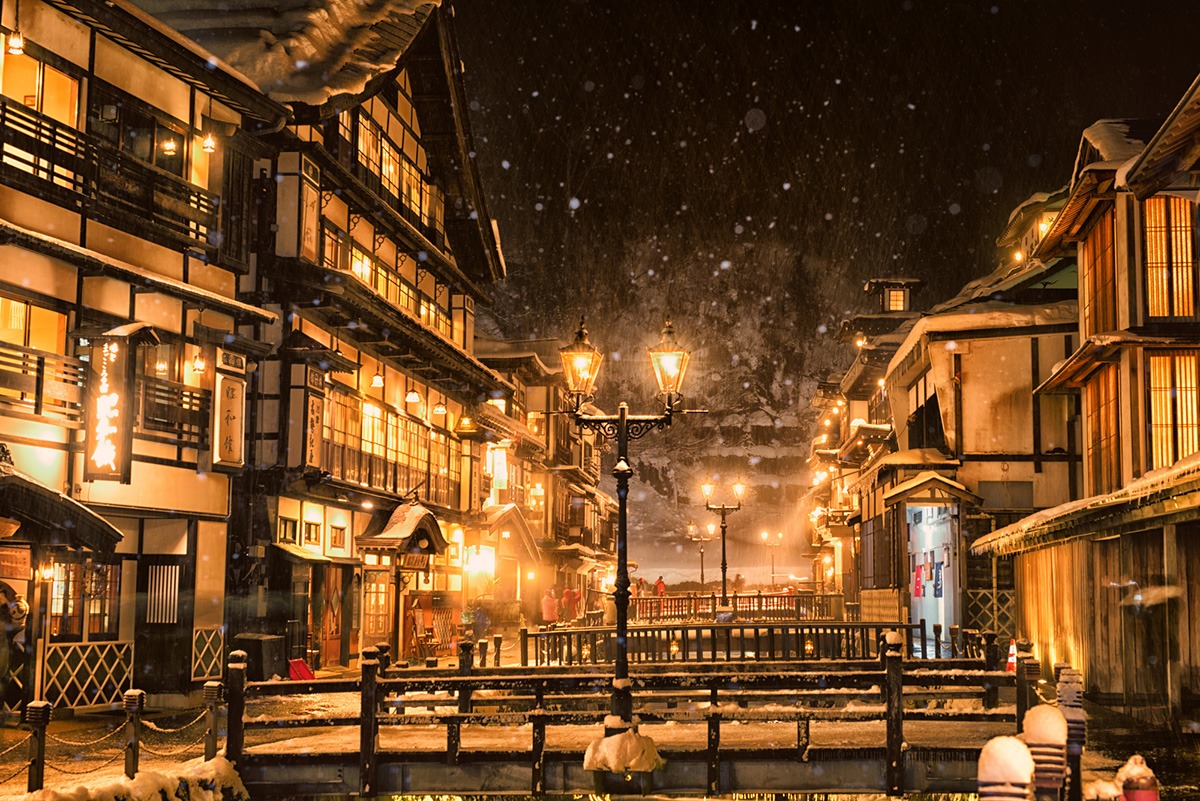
[520,618,976,667]
[223,639,1031,797]
[628,591,845,622]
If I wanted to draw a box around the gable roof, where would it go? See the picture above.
[1122,71,1200,198]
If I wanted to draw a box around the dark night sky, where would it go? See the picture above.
[455,1,1199,319]
[452,1,1200,579]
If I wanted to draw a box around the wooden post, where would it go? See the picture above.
[227,651,247,768]
[1016,654,1031,734]
[25,700,50,793]
[477,638,489,668]
[493,633,503,667]
[532,713,547,795]
[519,626,529,666]
[376,642,391,674]
[949,625,961,658]
[707,713,721,796]
[919,618,928,659]
[360,647,379,793]
[123,689,145,779]
[797,717,810,754]
[884,638,904,796]
[932,623,943,658]
[203,680,222,761]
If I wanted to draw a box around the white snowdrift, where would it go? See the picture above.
[583,730,665,773]
[24,756,247,801]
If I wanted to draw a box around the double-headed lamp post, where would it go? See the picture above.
[559,319,691,734]
[701,480,745,607]
[760,530,783,590]
[687,521,712,587]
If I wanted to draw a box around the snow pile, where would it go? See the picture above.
[25,756,247,801]
[583,730,665,773]
[977,735,1034,784]
[1115,754,1156,788]
[1083,780,1123,800]
[1023,705,1067,745]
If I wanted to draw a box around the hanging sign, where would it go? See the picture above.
[213,372,246,467]
[84,336,134,483]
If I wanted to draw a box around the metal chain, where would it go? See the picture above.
[47,726,123,747]
[138,729,206,758]
[45,747,126,776]
[0,733,31,758]
[141,709,207,734]
[0,758,29,787]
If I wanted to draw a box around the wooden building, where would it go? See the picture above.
[974,83,1200,729]
[0,0,282,710]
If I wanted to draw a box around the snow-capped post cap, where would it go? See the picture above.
[977,735,1035,785]
[1117,755,1158,801]
[883,629,905,655]
[1023,705,1068,745]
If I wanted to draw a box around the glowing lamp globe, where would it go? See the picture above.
[701,482,715,500]
[648,321,689,397]
[559,319,603,397]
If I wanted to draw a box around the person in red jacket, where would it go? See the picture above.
[561,586,579,622]
[541,588,559,626]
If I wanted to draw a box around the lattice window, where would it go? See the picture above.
[146,564,180,624]
[1144,196,1198,319]
[1085,364,1120,495]
[1080,210,1116,336]
[192,627,223,681]
[1148,350,1200,469]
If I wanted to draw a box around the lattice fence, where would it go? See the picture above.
[43,641,133,709]
[192,627,224,681]
[966,589,1016,638]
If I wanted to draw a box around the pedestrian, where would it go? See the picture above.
[561,586,579,622]
[471,600,491,641]
[654,576,667,597]
[541,588,559,626]
[637,577,647,597]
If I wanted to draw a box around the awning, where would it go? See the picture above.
[357,502,448,555]
[884,471,981,508]
[0,456,122,552]
[273,542,331,563]
[0,219,277,325]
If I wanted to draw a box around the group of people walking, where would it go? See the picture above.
[539,575,668,627]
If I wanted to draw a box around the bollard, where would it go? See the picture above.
[978,735,1035,801]
[123,689,145,779]
[949,625,961,658]
[519,626,529,667]
[360,647,379,795]
[493,632,502,667]
[1023,705,1068,801]
[203,681,222,761]
[227,650,248,768]
[26,700,51,792]
[933,623,943,658]
[983,631,1000,671]
[884,634,905,795]
[477,638,489,668]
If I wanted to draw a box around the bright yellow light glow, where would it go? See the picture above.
[1014,250,1024,262]
[363,403,381,417]
[202,133,217,153]
[90,341,121,471]
[572,355,593,377]
[526,570,536,580]
[7,30,24,56]
[162,138,178,156]
[732,482,745,499]
[822,556,832,565]
[707,523,716,536]
[658,352,682,377]
[701,482,715,499]
[465,546,496,577]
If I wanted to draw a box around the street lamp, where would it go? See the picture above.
[701,479,745,607]
[687,521,712,587]
[560,318,692,734]
[760,530,783,590]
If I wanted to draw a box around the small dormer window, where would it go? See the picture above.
[886,288,908,312]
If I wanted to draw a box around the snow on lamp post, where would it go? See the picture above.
[702,479,745,608]
[760,530,783,590]
[560,319,692,734]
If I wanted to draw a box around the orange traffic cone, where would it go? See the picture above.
[1006,639,1018,673]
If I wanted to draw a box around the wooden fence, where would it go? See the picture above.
[628,591,845,622]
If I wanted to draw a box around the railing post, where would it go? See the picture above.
[227,650,248,768]
[981,631,1000,708]
[376,642,391,674]
[360,646,379,794]
[949,625,961,658]
[493,633,503,667]
[919,618,928,659]
[519,626,529,667]
[884,635,904,796]
[123,688,145,779]
[1016,653,1033,733]
[477,638,489,668]
[707,712,721,796]
[932,624,943,659]
[203,680,222,761]
[532,711,547,795]
[26,700,51,793]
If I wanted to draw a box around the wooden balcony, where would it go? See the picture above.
[138,377,211,449]
[0,341,85,427]
[0,96,219,254]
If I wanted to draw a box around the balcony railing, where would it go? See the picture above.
[138,377,210,448]
[0,96,219,252]
[322,440,459,509]
[0,341,85,427]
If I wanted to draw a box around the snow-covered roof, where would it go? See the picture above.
[134,0,439,106]
[883,470,978,506]
[1122,71,1200,197]
[972,449,1200,556]
[887,300,1078,376]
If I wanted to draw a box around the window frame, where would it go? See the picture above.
[48,557,121,643]
[1146,349,1200,470]
[1143,196,1199,320]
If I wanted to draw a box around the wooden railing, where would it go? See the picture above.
[0,341,85,426]
[0,95,219,252]
[630,590,845,621]
[138,377,210,448]
[223,640,1035,797]
[521,620,971,666]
